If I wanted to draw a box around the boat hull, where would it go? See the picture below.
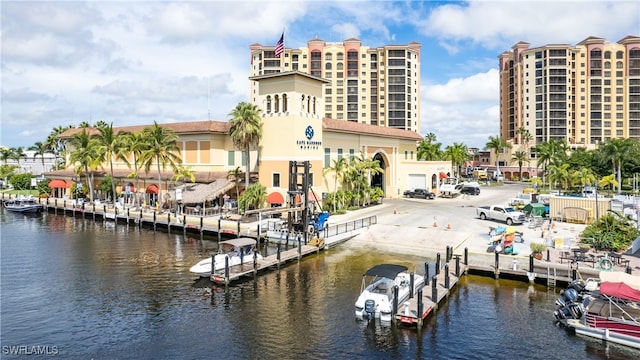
[567,317,640,349]
[189,253,263,277]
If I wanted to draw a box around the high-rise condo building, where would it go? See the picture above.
[498,35,640,153]
[250,37,421,132]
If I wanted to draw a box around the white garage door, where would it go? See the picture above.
[408,174,426,190]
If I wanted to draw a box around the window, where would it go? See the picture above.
[349,149,355,162]
[337,148,343,160]
[324,148,330,168]
[228,151,235,166]
[242,152,246,166]
[272,173,280,187]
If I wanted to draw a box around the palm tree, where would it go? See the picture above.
[173,165,196,208]
[0,146,12,165]
[535,139,568,188]
[67,129,98,200]
[572,168,596,190]
[10,147,27,171]
[226,166,244,200]
[547,163,571,190]
[94,122,130,203]
[599,174,619,196]
[229,102,263,188]
[29,141,48,170]
[444,142,468,177]
[417,134,443,161]
[45,125,74,170]
[485,135,511,180]
[138,122,181,206]
[599,138,638,195]
[510,150,528,181]
[120,131,148,208]
[323,157,348,212]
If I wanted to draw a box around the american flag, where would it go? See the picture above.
[274,32,284,58]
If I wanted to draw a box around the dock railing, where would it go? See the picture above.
[322,215,377,238]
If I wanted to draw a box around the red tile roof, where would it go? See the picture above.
[322,118,422,141]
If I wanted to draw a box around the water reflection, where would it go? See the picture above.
[2,210,640,359]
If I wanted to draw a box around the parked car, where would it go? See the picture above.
[460,185,480,195]
[476,205,526,225]
[403,188,435,200]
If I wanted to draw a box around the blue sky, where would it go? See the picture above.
[1,1,639,150]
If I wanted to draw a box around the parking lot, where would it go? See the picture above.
[336,182,586,259]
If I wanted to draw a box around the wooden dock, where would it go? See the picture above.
[394,257,466,327]
[210,244,322,285]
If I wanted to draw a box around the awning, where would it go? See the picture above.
[308,190,321,202]
[267,192,284,204]
[48,179,67,188]
[439,172,448,179]
[146,184,159,194]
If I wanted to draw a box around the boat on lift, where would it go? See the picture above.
[354,264,425,323]
[189,237,263,277]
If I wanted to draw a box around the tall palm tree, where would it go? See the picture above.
[485,135,511,180]
[510,150,528,181]
[29,141,48,170]
[94,123,130,203]
[68,129,98,200]
[45,125,74,170]
[323,157,348,212]
[229,102,263,188]
[138,122,181,205]
[121,131,148,208]
[572,168,596,189]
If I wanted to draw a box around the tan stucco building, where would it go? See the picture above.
[50,71,450,207]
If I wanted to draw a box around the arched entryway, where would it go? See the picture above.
[371,153,387,194]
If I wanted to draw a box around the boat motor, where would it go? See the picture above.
[364,299,376,319]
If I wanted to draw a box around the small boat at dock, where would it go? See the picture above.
[355,264,425,323]
[189,237,263,277]
[3,197,43,213]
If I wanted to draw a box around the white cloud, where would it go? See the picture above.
[422,69,500,148]
[421,1,640,51]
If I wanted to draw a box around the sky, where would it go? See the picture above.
[1,1,639,150]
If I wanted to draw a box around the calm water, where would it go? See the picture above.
[1,210,639,359]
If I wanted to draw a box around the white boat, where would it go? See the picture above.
[4,197,43,213]
[189,237,263,277]
[439,177,461,197]
[354,264,425,323]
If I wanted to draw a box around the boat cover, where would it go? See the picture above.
[600,282,640,303]
[364,264,409,279]
[219,237,257,247]
[599,271,640,290]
